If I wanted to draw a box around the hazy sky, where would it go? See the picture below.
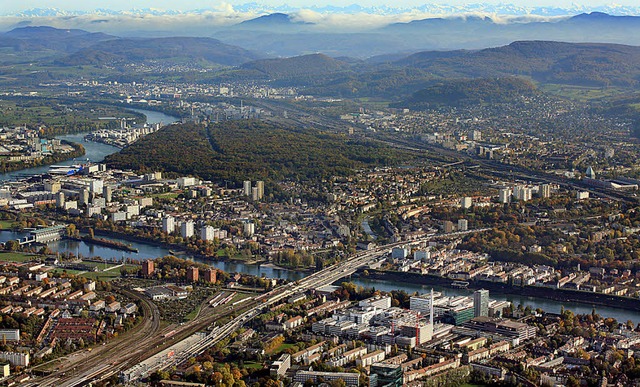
[2,0,639,14]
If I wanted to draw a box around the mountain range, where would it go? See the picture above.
[2,12,640,58]
[0,26,262,67]
[214,12,640,57]
[1,21,640,98]
[7,4,640,17]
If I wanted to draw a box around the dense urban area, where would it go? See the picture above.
[1,11,640,387]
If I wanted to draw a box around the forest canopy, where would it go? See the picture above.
[105,120,417,186]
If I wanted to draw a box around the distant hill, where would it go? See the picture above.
[56,37,262,66]
[236,13,314,29]
[396,41,640,87]
[240,53,350,78]
[296,40,640,98]
[0,26,114,53]
[395,77,538,109]
[566,11,640,26]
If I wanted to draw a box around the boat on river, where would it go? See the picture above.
[451,280,470,288]
[49,164,86,175]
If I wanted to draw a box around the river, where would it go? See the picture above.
[0,109,179,181]
[1,109,639,322]
[1,228,638,323]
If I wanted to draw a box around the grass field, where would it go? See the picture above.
[78,261,122,270]
[184,305,201,321]
[242,361,264,370]
[274,343,295,354]
[151,192,180,199]
[0,220,14,230]
[79,264,139,281]
[53,268,84,275]
[541,84,628,101]
[0,252,39,262]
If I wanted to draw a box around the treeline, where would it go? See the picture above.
[459,223,640,270]
[104,123,214,177]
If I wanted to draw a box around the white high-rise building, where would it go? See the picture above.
[213,228,227,239]
[457,219,468,232]
[409,290,436,324]
[79,189,90,206]
[103,186,112,203]
[513,186,532,202]
[243,181,252,196]
[177,177,196,188]
[201,225,214,241]
[473,289,489,317]
[413,250,430,260]
[540,184,551,198]
[89,179,103,194]
[244,221,255,237]
[498,188,512,204]
[55,192,65,208]
[162,216,175,234]
[577,191,590,200]
[256,181,264,199]
[180,220,194,238]
[461,197,472,209]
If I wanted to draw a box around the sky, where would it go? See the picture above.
[3,0,640,14]
[1,0,638,35]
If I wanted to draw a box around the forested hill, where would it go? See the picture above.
[55,37,261,66]
[395,77,538,109]
[396,41,640,87]
[240,53,350,78]
[104,121,415,189]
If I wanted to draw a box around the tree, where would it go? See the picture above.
[4,240,18,252]
[66,224,77,237]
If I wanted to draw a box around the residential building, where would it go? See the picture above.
[270,353,291,378]
[498,188,512,204]
[142,260,155,277]
[162,216,175,234]
[180,220,194,238]
[202,269,217,283]
[187,266,199,282]
[473,289,489,318]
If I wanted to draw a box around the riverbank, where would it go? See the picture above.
[68,235,138,253]
[92,229,203,258]
[0,141,85,174]
[92,229,311,270]
[361,269,640,313]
